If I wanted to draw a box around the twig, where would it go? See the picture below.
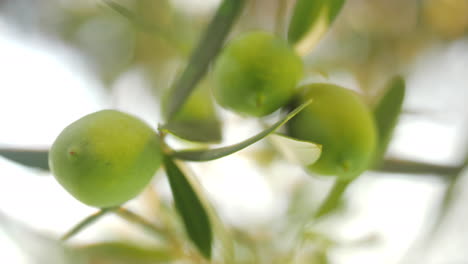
[374,158,461,177]
[61,207,114,241]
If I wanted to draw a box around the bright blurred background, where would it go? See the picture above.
[0,0,467,263]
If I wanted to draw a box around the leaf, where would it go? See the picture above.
[269,133,322,167]
[288,0,346,56]
[372,76,406,166]
[103,0,186,53]
[171,100,312,161]
[174,162,235,263]
[164,0,246,120]
[161,84,222,143]
[162,120,222,143]
[75,241,173,264]
[0,211,83,264]
[163,156,212,258]
[0,148,49,170]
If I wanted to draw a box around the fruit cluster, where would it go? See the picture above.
[49,31,377,208]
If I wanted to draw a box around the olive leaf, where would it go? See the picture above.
[0,211,83,264]
[161,84,222,143]
[269,133,322,167]
[164,0,246,120]
[103,0,186,53]
[163,156,213,259]
[288,0,346,56]
[0,148,49,170]
[174,161,235,263]
[75,241,173,264]
[171,100,312,161]
[372,76,406,166]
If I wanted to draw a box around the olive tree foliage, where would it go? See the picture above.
[1,0,467,263]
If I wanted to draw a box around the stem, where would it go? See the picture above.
[61,208,114,241]
[112,207,167,238]
[314,180,351,219]
[113,207,206,262]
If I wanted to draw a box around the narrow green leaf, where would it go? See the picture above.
[163,156,212,258]
[164,0,246,120]
[0,211,83,264]
[174,162,235,263]
[161,84,222,143]
[103,0,186,53]
[162,120,222,143]
[372,76,406,166]
[288,0,346,55]
[0,148,49,170]
[75,241,173,264]
[171,100,312,161]
[269,133,322,167]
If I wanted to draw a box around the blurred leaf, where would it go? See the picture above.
[171,100,312,161]
[288,0,346,55]
[0,148,49,170]
[372,76,406,166]
[162,120,222,143]
[164,0,246,120]
[428,147,468,239]
[174,162,235,263]
[75,241,173,264]
[73,13,135,84]
[269,133,322,167]
[0,211,82,264]
[161,84,222,143]
[163,156,212,259]
[104,0,185,53]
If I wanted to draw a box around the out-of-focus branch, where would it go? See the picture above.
[373,158,463,177]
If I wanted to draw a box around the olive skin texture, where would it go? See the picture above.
[212,31,303,117]
[286,84,377,179]
[49,110,163,208]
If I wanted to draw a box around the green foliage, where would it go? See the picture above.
[161,84,222,143]
[0,149,49,170]
[163,0,246,120]
[163,156,212,259]
[3,1,465,263]
[372,76,406,166]
[76,241,173,264]
[171,100,312,161]
[288,0,346,55]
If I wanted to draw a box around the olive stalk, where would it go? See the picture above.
[61,207,114,241]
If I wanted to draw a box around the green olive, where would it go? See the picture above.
[286,84,377,179]
[49,110,163,208]
[212,31,303,117]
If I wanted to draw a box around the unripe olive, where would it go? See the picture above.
[49,110,163,208]
[212,31,303,117]
[286,84,377,179]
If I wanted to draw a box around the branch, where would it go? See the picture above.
[373,158,461,177]
[61,208,114,241]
